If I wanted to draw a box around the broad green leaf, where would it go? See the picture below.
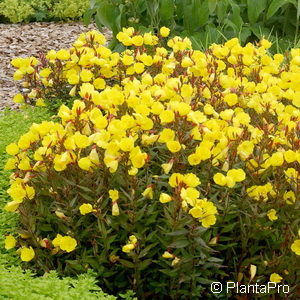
[174,0,185,20]
[250,23,271,39]
[196,0,210,27]
[183,0,209,33]
[229,0,243,32]
[159,0,174,22]
[83,8,95,26]
[266,0,295,20]
[247,0,267,24]
[208,0,217,14]
[216,0,229,23]
[96,2,120,35]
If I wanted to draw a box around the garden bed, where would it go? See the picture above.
[0,22,111,111]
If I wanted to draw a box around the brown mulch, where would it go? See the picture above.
[0,22,111,111]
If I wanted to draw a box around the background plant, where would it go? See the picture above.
[84,0,300,52]
[4,29,300,299]
[0,0,89,23]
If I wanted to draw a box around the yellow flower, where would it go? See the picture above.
[93,78,106,89]
[160,27,170,37]
[59,236,77,252]
[161,160,173,174]
[162,251,174,259]
[134,62,145,74]
[158,128,175,143]
[132,35,144,46]
[5,235,16,250]
[109,189,119,201]
[189,199,217,228]
[52,234,63,247]
[166,140,181,153]
[122,244,135,253]
[112,202,120,216]
[159,110,175,123]
[4,201,19,212]
[119,137,134,152]
[267,209,278,221]
[291,239,300,255]
[57,49,70,60]
[79,203,93,215]
[80,69,93,82]
[213,173,227,186]
[20,247,35,262]
[159,193,172,203]
[270,273,282,283]
[171,257,180,266]
[6,143,19,155]
[142,186,153,199]
[13,93,24,103]
[184,173,201,187]
[168,173,185,187]
[129,235,137,244]
[227,169,246,182]
[36,98,46,107]
[78,157,92,171]
[224,93,238,106]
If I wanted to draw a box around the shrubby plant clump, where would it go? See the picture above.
[0,0,89,23]
[5,28,300,298]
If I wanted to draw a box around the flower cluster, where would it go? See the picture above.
[4,28,300,293]
[122,235,138,253]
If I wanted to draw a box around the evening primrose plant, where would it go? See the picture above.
[4,28,300,298]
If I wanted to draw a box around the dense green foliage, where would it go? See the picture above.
[0,266,118,300]
[0,0,89,23]
[85,0,300,52]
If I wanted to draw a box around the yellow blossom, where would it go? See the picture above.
[20,247,35,262]
[79,203,93,215]
[270,273,282,283]
[267,209,278,221]
[160,27,170,37]
[5,235,16,250]
[59,236,77,252]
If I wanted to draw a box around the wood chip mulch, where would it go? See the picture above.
[0,22,111,111]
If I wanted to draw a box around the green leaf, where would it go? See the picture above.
[196,0,210,27]
[165,229,189,236]
[83,8,95,26]
[183,0,209,33]
[137,259,152,271]
[208,0,217,14]
[247,0,267,24]
[159,0,174,23]
[229,0,243,32]
[118,259,135,268]
[266,0,294,20]
[169,239,189,248]
[139,243,159,258]
[96,2,120,35]
[250,23,271,39]
[216,0,229,23]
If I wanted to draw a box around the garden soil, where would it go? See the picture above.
[0,22,111,111]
